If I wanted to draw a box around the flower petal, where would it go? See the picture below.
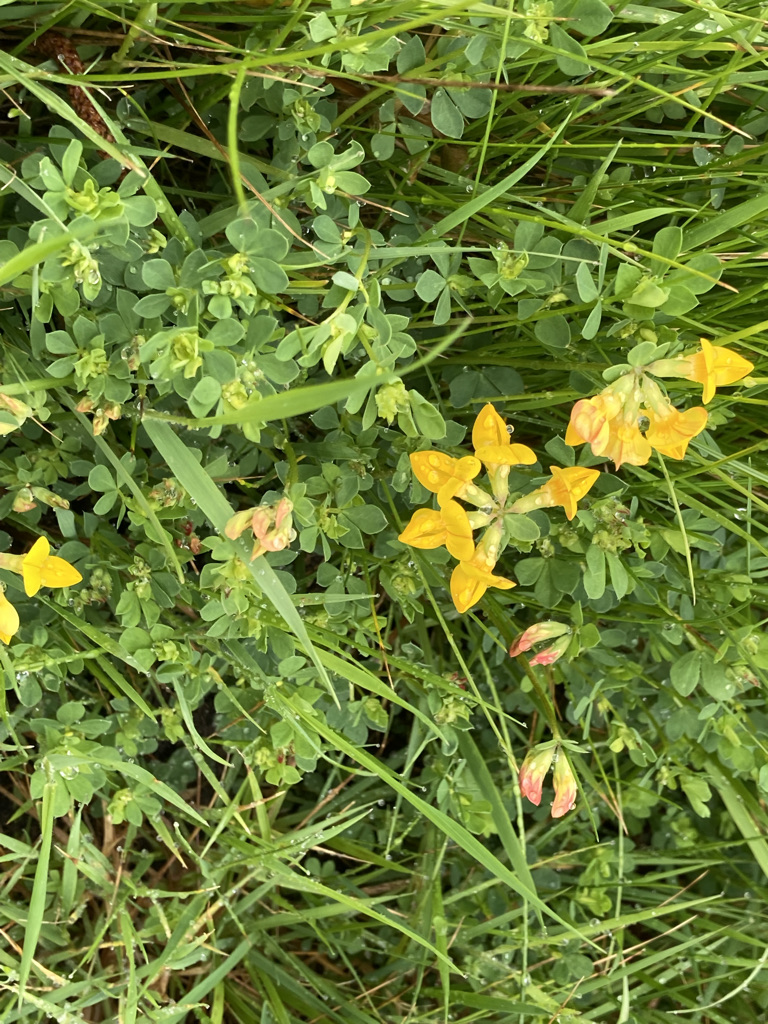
[0,591,19,644]
[475,443,537,467]
[685,338,754,404]
[410,451,481,494]
[440,500,475,562]
[472,403,509,451]
[450,562,488,614]
[398,508,447,550]
[40,555,83,590]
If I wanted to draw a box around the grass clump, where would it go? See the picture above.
[0,2,767,1021]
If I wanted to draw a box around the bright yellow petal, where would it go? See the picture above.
[450,563,488,614]
[475,443,537,467]
[685,339,753,404]
[398,508,447,550]
[39,555,83,590]
[440,500,475,562]
[410,451,480,494]
[549,466,600,519]
[23,536,50,569]
[0,592,19,644]
[472,403,509,452]
[646,405,707,459]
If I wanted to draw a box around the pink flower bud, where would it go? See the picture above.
[510,621,570,658]
[518,745,556,807]
[551,754,577,818]
[529,633,572,667]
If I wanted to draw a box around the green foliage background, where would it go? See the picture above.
[0,1,767,1021]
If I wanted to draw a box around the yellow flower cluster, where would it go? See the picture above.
[566,338,753,469]
[399,404,600,613]
[0,537,82,644]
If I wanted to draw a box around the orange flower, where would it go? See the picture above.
[565,392,622,452]
[519,745,556,807]
[472,403,536,468]
[398,500,474,561]
[21,537,82,597]
[510,466,600,521]
[551,754,577,818]
[409,451,489,506]
[683,338,754,404]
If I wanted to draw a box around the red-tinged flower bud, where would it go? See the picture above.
[529,633,572,667]
[510,620,570,658]
[551,754,577,818]
[518,745,556,807]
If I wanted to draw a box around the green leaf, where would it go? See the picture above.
[583,545,605,600]
[549,24,590,77]
[415,268,446,302]
[670,650,701,696]
[88,465,115,492]
[142,419,335,700]
[431,89,464,139]
[535,314,571,350]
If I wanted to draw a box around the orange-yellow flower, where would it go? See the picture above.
[398,500,474,561]
[21,537,82,597]
[510,466,600,521]
[683,338,754,404]
[472,403,537,468]
[0,590,19,644]
[566,380,653,470]
[409,451,488,506]
[551,755,577,818]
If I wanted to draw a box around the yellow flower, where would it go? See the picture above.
[683,338,754,404]
[644,405,708,460]
[21,537,83,597]
[641,378,708,460]
[472,403,537,467]
[398,500,474,561]
[511,466,600,521]
[0,590,19,644]
[448,548,514,610]
[409,451,484,506]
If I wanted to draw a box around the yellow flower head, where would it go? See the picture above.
[0,590,19,644]
[511,466,600,521]
[398,500,474,562]
[409,451,482,505]
[472,403,536,468]
[22,537,83,597]
[449,545,515,614]
[684,337,754,404]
